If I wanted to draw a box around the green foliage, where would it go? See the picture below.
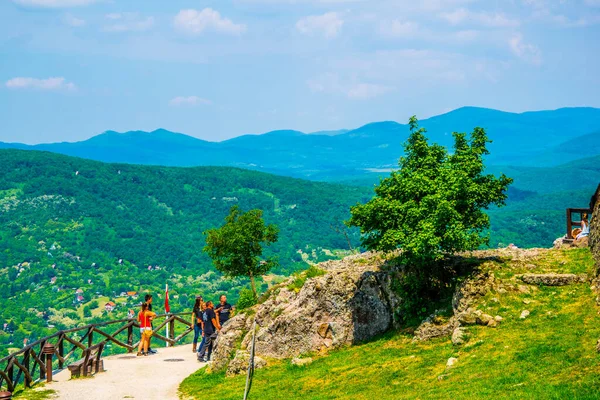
[237,288,257,310]
[287,265,326,292]
[204,206,279,297]
[348,116,512,280]
[0,149,367,357]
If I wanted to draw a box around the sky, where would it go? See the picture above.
[1,0,599,144]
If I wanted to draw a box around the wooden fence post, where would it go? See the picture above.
[127,324,133,352]
[42,343,55,383]
[23,349,31,388]
[58,335,64,370]
[169,317,175,344]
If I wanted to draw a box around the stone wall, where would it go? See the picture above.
[590,184,600,274]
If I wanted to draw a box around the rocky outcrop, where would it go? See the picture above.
[591,184,600,274]
[212,252,403,374]
[519,273,587,286]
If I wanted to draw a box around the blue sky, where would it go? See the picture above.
[1,0,599,144]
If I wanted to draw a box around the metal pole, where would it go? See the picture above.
[243,319,257,400]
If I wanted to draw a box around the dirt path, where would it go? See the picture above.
[44,345,205,399]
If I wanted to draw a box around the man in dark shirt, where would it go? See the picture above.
[145,294,157,354]
[215,295,233,325]
[197,301,221,362]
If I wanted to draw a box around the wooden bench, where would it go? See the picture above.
[67,354,104,378]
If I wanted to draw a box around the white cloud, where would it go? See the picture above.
[378,20,419,38]
[308,73,394,100]
[509,34,542,65]
[103,13,155,33]
[169,96,212,106]
[11,0,95,7]
[174,8,246,35]
[296,12,344,39]
[5,77,77,91]
[63,14,85,27]
[441,8,520,27]
[347,83,393,99]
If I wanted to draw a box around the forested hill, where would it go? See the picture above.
[0,149,370,355]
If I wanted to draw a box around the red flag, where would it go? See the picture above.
[165,284,170,314]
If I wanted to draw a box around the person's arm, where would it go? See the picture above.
[212,317,221,332]
[191,310,195,326]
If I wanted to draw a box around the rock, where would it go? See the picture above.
[446,357,458,368]
[591,186,599,273]
[525,264,537,270]
[211,314,249,372]
[517,285,530,294]
[414,316,458,341]
[226,350,267,376]
[494,315,503,322]
[523,299,531,305]
[520,273,587,286]
[451,327,467,345]
[291,357,313,366]
[520,310,530,319]
[457,309,478,325]
[476,313,494,326]
[497,288,507,294]
[596,339,600,353]
[452,272,495,314]
[574,236,589,248]
[213,252,403,372]
[487,319,498,328]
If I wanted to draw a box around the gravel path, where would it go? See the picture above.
[45,345,205,399]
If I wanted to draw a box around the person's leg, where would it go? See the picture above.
[206,336,214,361]
[198,335,206,360]
[193,324,200,352]
[137,331,144,355]
[143,332,149,354]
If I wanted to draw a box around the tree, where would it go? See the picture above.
[347,116,512,282]
[204,206,279,298]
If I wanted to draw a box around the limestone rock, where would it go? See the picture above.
[452,271,495,314]
[446,357,458,368]
[213,252,403,372]
[520,310,530,319]
[451,327,467,345]
[211,313,249,372]
[520,273,586,286]
[291,357,313,366]
[414,316,458,341]
[494,315,503,322]
[226,350,267,376]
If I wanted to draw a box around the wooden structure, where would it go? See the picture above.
[566,207,592,240]
[0,313,192,396]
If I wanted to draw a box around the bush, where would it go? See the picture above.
[237,288,257,310]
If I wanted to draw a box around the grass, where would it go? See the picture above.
[12,389,55,400]
[286,266,326,292]
[180,248,600,399]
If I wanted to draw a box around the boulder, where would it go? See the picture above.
[452,271,495,314]
[226,350,267,377]
[213,252,403,373]
[211,314,248,372]
[414,316,458,341]
[446,357,458,368]
[451,327,467,345]
[520,274,586,286]
[520,310,530,319]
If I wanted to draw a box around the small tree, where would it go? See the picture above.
[204,206,279,298]
[348,116,512,283]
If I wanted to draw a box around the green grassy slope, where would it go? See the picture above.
[180,248,600,399]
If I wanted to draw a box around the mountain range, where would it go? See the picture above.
[3,107,600,182]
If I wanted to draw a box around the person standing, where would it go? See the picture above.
[197,301,221,362]
[137,302,156,356]
[191,296,204,353]
[145,294,157,354]
[215,295,234,326]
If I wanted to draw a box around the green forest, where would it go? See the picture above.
[0,149,595,357]
[0,149,369,356]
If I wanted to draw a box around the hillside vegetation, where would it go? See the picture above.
[0,149,369,357]
[180,248,600,399]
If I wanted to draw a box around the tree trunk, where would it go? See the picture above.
[249,272,257,299]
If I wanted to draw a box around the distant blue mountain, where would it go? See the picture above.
[2,107,599,179]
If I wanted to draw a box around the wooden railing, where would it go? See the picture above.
[0,313,192,395]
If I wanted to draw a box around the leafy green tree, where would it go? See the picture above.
[348,116,512,281]
[204,206,279,298]
[83,306,92,318]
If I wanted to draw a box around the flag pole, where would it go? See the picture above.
[165,283,169,347]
